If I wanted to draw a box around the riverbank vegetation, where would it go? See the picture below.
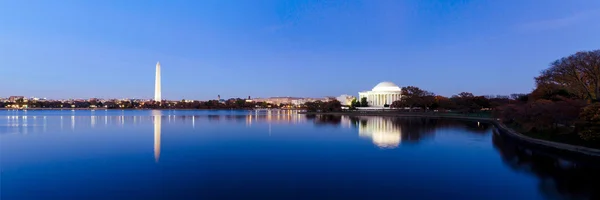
[0,98,281,110]
[304,100,343,113]
[495,50,600,147]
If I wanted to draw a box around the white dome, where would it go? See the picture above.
[372,81,401,92]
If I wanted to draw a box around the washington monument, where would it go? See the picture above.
[154,62,161,101]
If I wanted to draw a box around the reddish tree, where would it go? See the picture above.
[579,103,600,141]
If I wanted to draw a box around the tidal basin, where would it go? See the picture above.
[1,110,598,199]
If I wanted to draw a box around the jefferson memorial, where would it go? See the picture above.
[359,82,403,107]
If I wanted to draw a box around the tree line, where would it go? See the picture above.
[0,98,281,109]
[495,50,600,144]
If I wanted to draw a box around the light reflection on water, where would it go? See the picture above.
[0,109,599,200]
[153,110,161,163]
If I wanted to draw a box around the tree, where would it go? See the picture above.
[305,101,322,112]
[495,97,586,132]
[434,96,455,111]
[401,86,435,111]
[421,95,436,110]
[578,103,600,141]
[450,93,471,113]
[510,93,528,100]
[530,82,575,101]
[535,50,600,102]
[323,100,342,112]
[304,100,342,112]
[390,100,403,109]
[457,92,474,99]
[235,99,246,108]
[350,98,360,108]
[360,97,368,107]
[472,96,490,109]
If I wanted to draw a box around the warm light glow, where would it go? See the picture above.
[71,116,75,131]
[358,117,401,148]
[153,110,161,163]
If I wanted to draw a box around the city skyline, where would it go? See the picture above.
[2,1,600,99]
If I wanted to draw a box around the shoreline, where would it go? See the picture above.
[300,111,600,158]
[0,108,299,111]
[0,108,108,110]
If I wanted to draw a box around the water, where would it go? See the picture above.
[1,109,599,200]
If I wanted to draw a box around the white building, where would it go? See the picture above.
[154,62,161,101]
[253,97,302,105]
[336,94,356,106]
[358,81,403,107]
[290,97,329,106]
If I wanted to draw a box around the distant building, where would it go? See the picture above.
[336,95,356,106]
[252,97,302,105]
[324,96,337,102]
[290,97,330,106]
[103,102,118,108]
[358,82,403,107]
[9,96,25,102]
[291,99,309,106]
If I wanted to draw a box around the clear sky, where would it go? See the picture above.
[1,0,599,100]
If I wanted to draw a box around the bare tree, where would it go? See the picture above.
[536,50,600,102]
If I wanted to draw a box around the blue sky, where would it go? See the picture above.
[1,0,599,100]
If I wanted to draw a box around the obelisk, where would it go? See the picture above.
[154,62,161,101]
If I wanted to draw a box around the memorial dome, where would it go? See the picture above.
[372,82,401,92]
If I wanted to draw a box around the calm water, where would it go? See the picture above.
[1,110,599,200]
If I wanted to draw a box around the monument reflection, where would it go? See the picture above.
[152,110,161,163]
[344,116,490,148]
[492,130,600,199]
[357,117,402,149]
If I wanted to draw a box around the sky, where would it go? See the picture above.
[1,0,600,100]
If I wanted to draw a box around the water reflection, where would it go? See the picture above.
[1,110,599,199]
[305,116,490,148]
[153,110,162,163]
[356,117,402,148]
[492,131,600,199]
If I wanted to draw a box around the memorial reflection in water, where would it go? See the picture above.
[356,116,402,149]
